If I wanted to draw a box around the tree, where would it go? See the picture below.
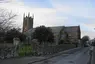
[0,9,17,31]
[0,9,17,43]
[0,30,5,43]
[81,35,90,47]
[5,28,26,43]
[32,25,54,44]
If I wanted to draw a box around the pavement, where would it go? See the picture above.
[0,56,45,64]
[91,47,95,64]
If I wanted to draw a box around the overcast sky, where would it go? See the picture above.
[0,0,95,39]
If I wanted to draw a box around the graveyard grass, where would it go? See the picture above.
[18,44,32,56]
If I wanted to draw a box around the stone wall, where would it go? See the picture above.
[35,43,76,55]
[0,47,18,59]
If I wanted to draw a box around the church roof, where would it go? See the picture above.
[49,26,80,35]
[25,26,80,39]
[49,26,64,34]
[24,28,35,36]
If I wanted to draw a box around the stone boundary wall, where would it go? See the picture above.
[36,44,76,55]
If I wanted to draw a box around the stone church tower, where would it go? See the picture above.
[22,13,34,32]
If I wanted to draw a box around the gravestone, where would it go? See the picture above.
[31,39,38,52]
[31,39,41,55]
[13,38,20,57]
[13,38,20,46]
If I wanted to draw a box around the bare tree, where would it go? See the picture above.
[0,9,17,31]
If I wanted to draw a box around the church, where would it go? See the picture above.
[22,13,81,45]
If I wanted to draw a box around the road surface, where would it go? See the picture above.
[54,47,90,64]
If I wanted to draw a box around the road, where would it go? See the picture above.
[54,47,90,64]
